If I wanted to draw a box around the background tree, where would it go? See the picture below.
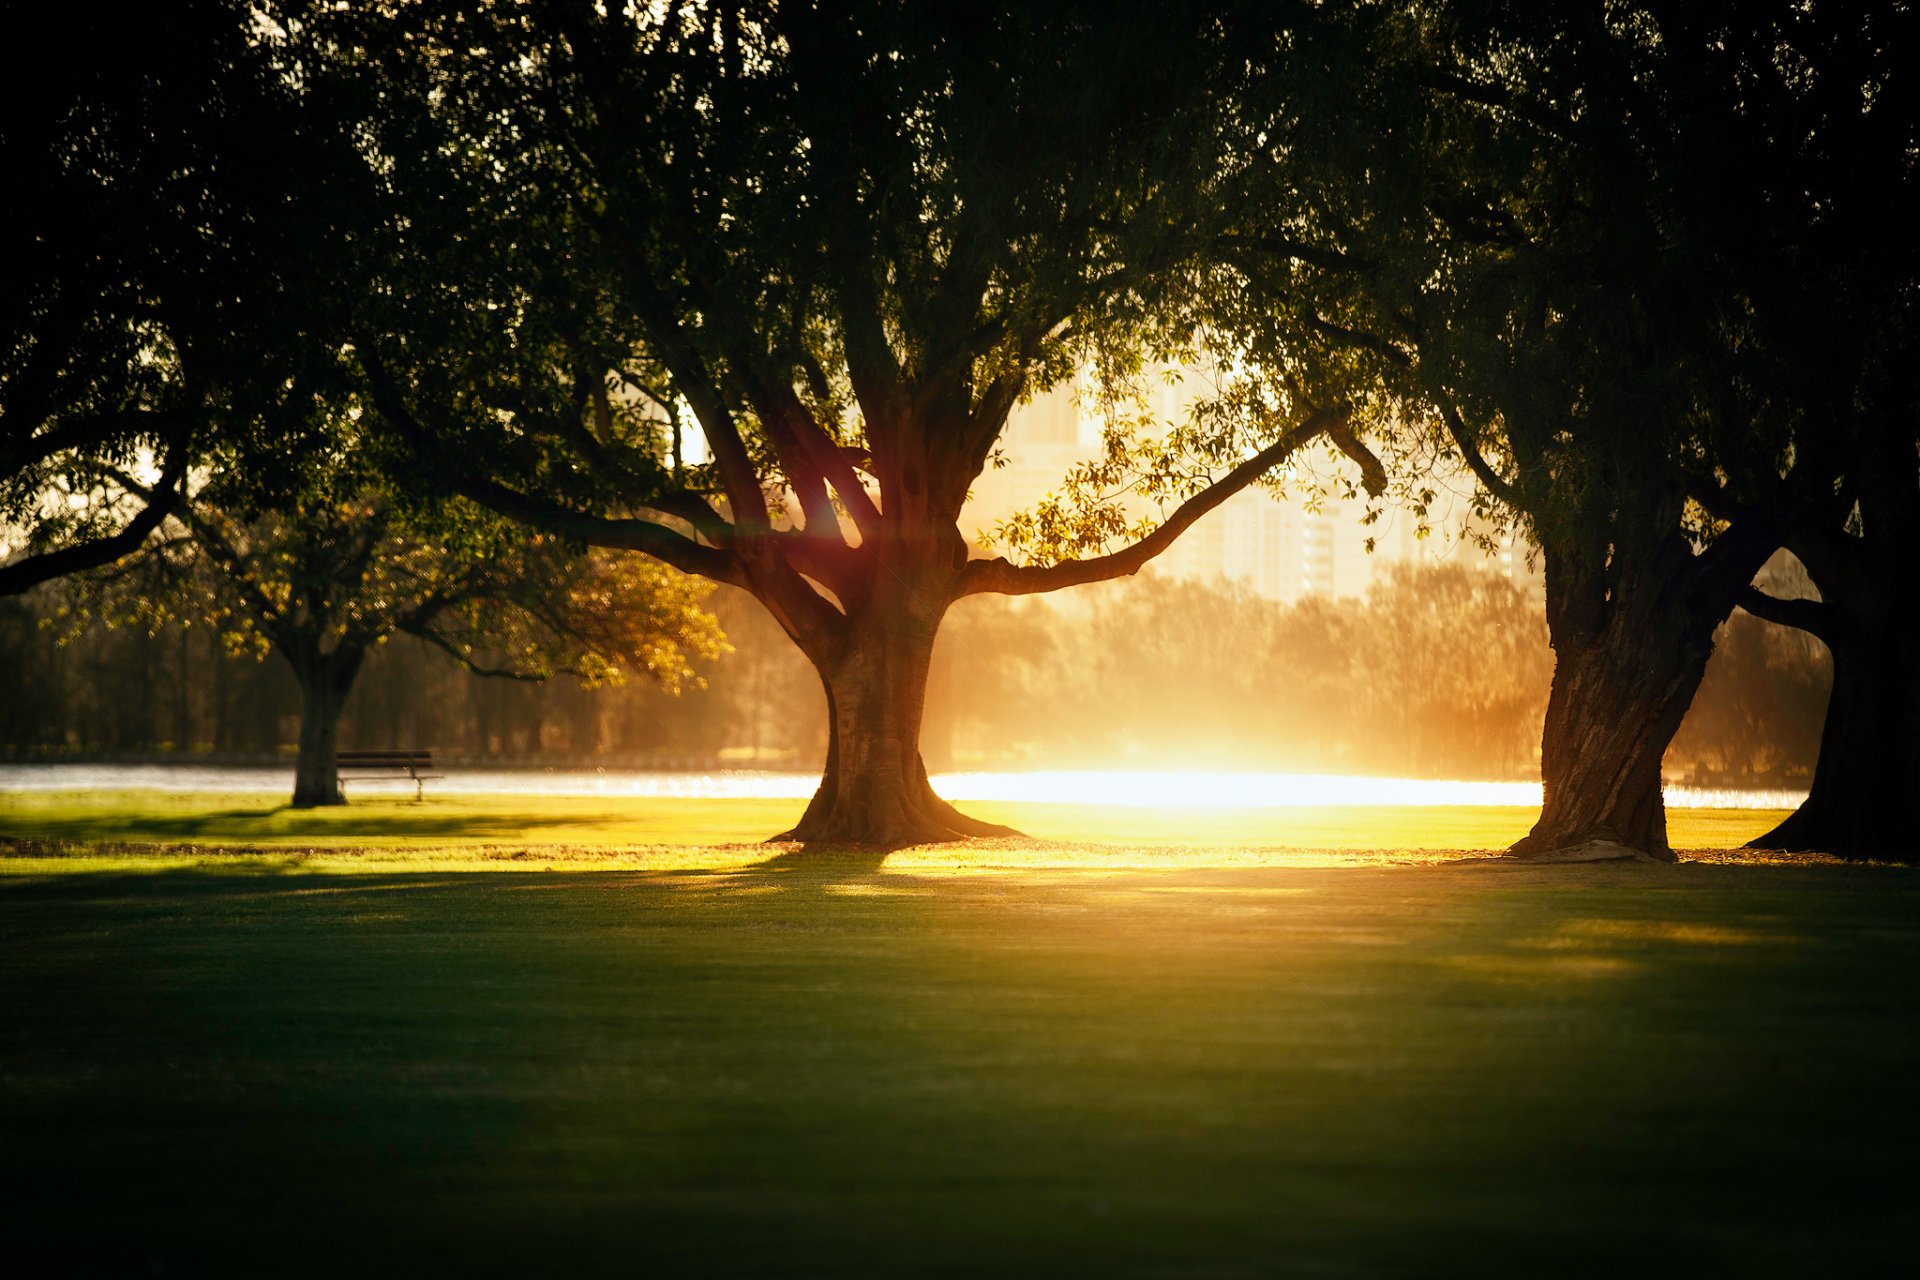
[321,0,1381,845]
[82,461,722,807]
[14,548,1833,786]
[1353,562,1551,779]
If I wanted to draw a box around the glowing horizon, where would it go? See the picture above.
[0,763,1807,811]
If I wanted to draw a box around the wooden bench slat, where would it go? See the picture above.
[333,751,438,800]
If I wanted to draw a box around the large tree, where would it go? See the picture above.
[1722,3,1919,861]
[321,1,1378,845]
[1223,2,1899,860]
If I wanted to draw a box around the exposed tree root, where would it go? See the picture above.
[1504,836,1675,864]
[1745,808,1818,853]
[769,760,1023,849]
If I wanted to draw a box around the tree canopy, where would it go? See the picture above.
[1,2,353,595]
[1202,1,1916,858]
[293,0,1385,843]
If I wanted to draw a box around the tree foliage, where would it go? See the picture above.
[76,465,724,699]
[1,1,353,595]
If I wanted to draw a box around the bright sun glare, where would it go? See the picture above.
[0,764,1801,812]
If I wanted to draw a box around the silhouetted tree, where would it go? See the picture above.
[1742,434,1920,858]
[1223,3,1904,858]
[323,1,1381,844]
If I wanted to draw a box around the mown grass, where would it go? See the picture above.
[2,792,1912,1275]
[0,787,1792,863]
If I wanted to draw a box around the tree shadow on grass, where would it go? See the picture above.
[0,857,897,915]
[745,845,891,877]
[0,863,475,906]
[3,807,605,845]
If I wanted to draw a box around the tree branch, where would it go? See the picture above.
[1215,232,1374,274]
[0,409,186,480]
[1783,516,1867,604]
[1439,398,1524,510]
[956,406,1354,597]
[1327,416,1388,498]
[358,345,748,587]
[582,215,774,529]
[1417,67,1583,145]
[1736,585,1837,642]
[1303,313,1412,369]
[567,381,735,543]
[756,375,884,540]
[736,368,846,541]
[0,449,187,598]
[403,625,551,683]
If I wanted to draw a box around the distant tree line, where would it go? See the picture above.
[0,586,767,769]
[0,563,1827,787]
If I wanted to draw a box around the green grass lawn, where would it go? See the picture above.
[0,787,1793,861]
[2,794,1916,1275]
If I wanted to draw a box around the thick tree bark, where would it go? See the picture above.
[1512,599,1714,862]
[773,563,1017,848]
[288,649,364,809]
[771,412,1341,848]
[1511,512,1771,862]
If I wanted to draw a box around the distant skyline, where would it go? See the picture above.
[974,378,1538,604]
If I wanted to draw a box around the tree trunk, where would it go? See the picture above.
[1512,615,1713,861]
[1511,528,1732,863]
[774,576,1016,848]
[1751,586,1920,862]
[289,650,363,809]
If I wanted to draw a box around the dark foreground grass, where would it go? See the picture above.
[3,855,1918,1277]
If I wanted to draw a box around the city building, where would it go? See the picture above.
[967,376,1538,604]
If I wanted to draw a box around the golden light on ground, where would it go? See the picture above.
[0,787,1807,875]
[930,770,1802,811]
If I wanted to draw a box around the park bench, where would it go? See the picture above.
[335,750,441,801]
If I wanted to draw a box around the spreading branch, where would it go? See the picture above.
[0,449,188,598]
[1438,398,1524,510]
[357,344,747,587]
[403,625,553,683]
[583,216,775,530]
[957,407,1356,597]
